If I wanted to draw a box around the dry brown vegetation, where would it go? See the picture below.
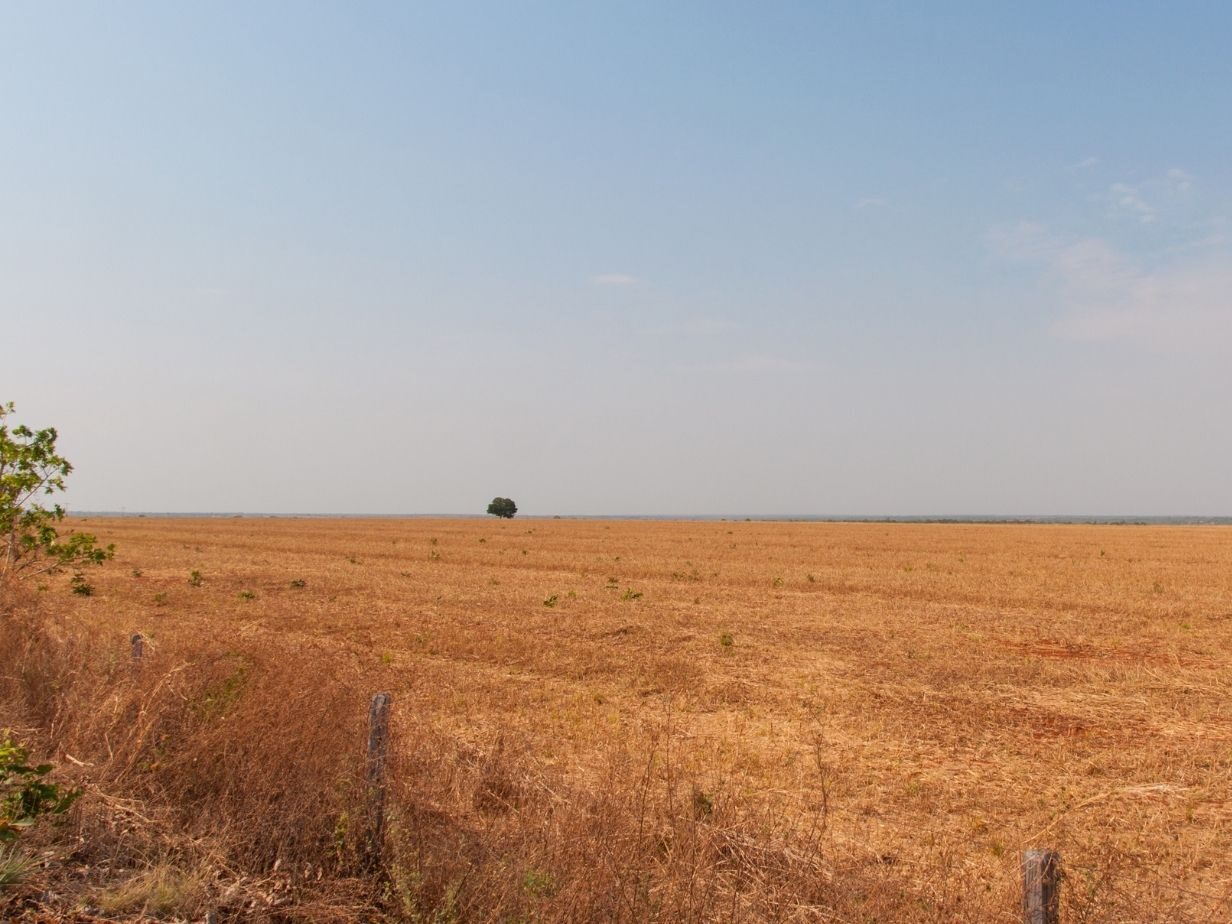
[3,516,1232,922]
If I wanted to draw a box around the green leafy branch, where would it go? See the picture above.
[0,733,79,844]
[1,401,114,583]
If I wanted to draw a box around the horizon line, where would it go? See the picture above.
[70,511,1232,525]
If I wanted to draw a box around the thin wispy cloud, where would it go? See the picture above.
[1108,182,1156,224]
[591,273,640,286]
[681,316,741,335]
[1100,169,1197,225]
[1166,167,1193,192]
[678,352,810,375]
[1066,156,1099,171]
[990,221,1232,353]
[729,352,806,373]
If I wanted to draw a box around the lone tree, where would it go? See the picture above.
[486,497,517,519]
[1,401,114,584]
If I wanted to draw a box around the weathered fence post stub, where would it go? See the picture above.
[1022,849,1061,924]
[130,632,144,664]
[365,692,392,866]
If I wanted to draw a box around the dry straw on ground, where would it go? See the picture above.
[3,517,1231,921]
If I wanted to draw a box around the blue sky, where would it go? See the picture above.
[3,3,1230,515]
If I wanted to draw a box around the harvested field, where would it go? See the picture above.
[4,517,1232,921]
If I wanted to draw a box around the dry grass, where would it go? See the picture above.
[3,516,1232,921]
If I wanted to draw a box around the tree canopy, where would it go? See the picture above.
[486,497,517,519]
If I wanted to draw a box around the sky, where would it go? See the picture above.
[2,2,1230,516]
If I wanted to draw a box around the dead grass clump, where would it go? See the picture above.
[95,860,209,917]
[376,718,847,922]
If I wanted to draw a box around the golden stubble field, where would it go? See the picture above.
[7,516,1232,922]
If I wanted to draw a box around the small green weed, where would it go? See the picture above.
[0,844,34,888]
[194,661,250,720]
[692,788,714,818]
[522,869,555,898]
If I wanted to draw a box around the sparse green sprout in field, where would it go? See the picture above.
[543,595,558,607]
[238,590,255,600]
[772,576,784,588]
[719,632,734,647]
[807,573,816,583]
[69,572,93,596]
[0,843,35,888]
[289,579,306,588]
[188,570,203,587]
[621,588,642,601]
[692,788,714,819]
[153,592,168,606]
[0,401,114,583]
[521,869,555,898]
[131,568,143,578]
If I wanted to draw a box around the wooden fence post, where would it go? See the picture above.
[365,692,392,866]
[131,632,144,664]
[1022,849,1061,924]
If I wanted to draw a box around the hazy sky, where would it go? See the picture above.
[3,3,1230,515]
